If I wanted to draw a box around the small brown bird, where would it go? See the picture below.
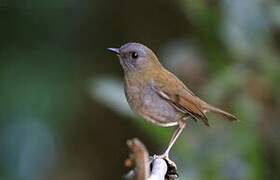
[108,42,237,159]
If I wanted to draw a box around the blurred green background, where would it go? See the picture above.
[1,0,280,179]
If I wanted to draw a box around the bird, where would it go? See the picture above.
[107,42,237,159]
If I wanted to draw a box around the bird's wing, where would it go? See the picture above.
[150,79,209,126]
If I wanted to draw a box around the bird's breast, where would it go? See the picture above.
[124,80,179,126]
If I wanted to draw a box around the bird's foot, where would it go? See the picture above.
[152,154,178,179]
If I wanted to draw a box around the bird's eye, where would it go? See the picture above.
[131,52,138,59]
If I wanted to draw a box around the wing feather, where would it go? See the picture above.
[151,83,209,126]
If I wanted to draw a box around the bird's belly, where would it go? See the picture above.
[125,85,179,127]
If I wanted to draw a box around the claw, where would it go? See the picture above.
[153,153,168,159]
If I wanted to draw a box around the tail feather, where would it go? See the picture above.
[204,104,237,122]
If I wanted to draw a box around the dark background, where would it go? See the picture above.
[0,0,280,179]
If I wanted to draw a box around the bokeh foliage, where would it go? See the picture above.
[0,0,280,180]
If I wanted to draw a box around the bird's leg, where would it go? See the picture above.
[162,121,186,158]
[151,121,186,178]
[154,121,186,159]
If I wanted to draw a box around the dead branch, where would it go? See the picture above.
[124,138,178,180]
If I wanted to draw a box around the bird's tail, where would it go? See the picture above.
[204,104,237,122]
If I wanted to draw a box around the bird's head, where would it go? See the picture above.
[108,42,161,73]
